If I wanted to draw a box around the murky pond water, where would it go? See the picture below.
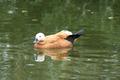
[0,0,120,80]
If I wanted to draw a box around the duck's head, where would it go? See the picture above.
[33,33,45,43]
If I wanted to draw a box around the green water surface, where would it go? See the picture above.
[0,0,120,80]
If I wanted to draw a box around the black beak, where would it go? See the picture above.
[33,37,38,43]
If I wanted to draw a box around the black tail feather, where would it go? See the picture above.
[66,29,84,43]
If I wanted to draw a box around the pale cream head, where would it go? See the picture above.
[33,33,45,43]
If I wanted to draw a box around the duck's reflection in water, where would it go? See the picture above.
[34,48,72,62]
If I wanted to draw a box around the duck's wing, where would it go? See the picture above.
[44,35,60,43]
[55,30,72,39]
[65,29,84,43]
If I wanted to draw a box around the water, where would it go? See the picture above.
[0,0,120,80]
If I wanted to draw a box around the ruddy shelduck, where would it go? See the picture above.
[33,29,84,49]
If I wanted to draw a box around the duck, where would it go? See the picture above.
[33,29,84,49]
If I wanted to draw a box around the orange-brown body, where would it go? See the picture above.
[34,31,73,49]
